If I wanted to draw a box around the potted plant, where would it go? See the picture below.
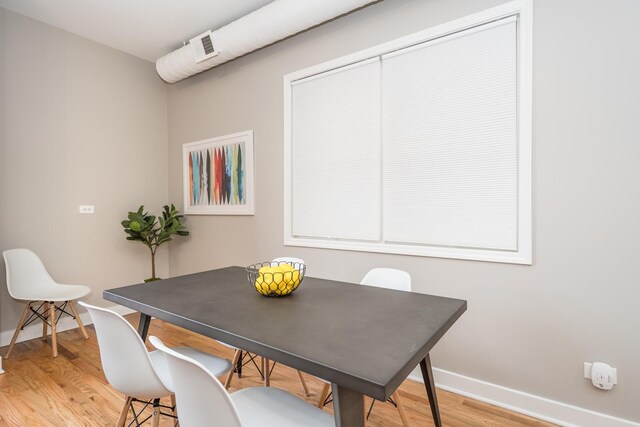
[121,205,189,282]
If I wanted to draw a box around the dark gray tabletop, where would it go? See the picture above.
[104,266,466,401]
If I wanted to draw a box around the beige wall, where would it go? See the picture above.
[167,0,640,422]
[1,0,638,422]
[0,9,169,335]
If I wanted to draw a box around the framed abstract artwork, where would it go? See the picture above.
[182,130,254,215]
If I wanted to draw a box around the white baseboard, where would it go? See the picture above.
[408,368,639,427]
[0,303,136,349]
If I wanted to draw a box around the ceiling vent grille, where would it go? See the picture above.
[190,30,218,63]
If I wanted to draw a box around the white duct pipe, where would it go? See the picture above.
[156,0,375,83]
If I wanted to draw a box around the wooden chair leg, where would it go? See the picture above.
[171,394,178,416]
[5,302,32,359]
[68,301,89,339]
[317,382,331,408]
[262,357,270,387]
[392,390,409,426]
[49,303,58,358]
[224,349,242,389]
[151,399,160,427]
[42,302,49,341]
[297,370,310,397]
[116,396,132,427]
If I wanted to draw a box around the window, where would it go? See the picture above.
[284,1,532,264]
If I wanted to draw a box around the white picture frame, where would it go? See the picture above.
[183,130,254,215]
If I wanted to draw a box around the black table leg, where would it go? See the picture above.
[420,353,442,427]
[137,313,151,341]
[332,383,364,427]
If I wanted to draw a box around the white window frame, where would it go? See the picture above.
[283,0,532,265]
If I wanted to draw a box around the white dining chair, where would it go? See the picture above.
[317,268,411,426]
[149,335,335,427]
[270,256,305,267]
[79,302,233,427]
[224,257,310,397]
[3,248,91,358]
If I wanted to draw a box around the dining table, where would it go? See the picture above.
[104,266,466,427]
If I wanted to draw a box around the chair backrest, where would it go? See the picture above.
[79,302,170,400]
[149,336,243,427]
[360,268,411,292]
[2,249,58,300]
[271,257,305,267]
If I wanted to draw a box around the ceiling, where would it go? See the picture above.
[0,0,275,62]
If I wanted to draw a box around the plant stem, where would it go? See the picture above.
[151,248,156,280]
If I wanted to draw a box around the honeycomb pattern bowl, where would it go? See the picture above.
[246,261,306,297]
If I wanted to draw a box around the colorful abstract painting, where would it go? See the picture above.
[183,131,254,215]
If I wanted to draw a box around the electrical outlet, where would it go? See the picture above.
[79,205,95,214]
[584,362,617,390]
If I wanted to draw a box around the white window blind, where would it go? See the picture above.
[291,58,381,241]
[382,18,518,250]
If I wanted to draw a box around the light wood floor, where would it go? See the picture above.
[0,314,555,426]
